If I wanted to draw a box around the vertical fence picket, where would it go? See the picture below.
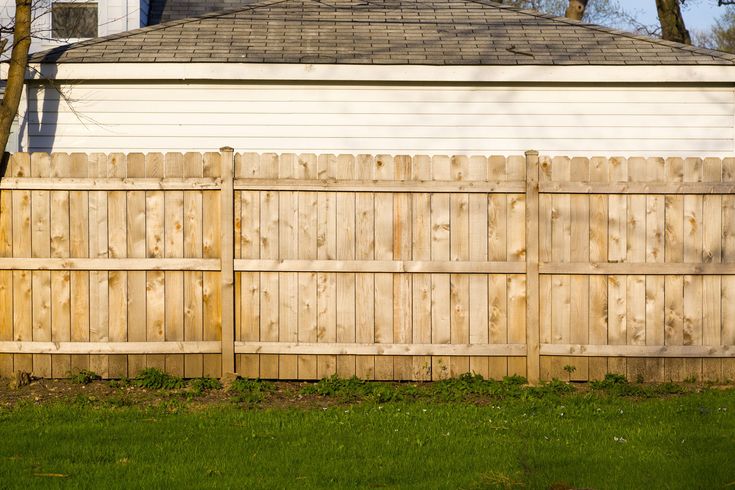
[220,147,236,376]
[525,151,540,384]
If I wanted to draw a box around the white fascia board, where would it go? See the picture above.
[7,62,735,83]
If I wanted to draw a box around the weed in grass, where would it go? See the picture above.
[71,394,97,407]
[190,377,222,395]
[366,384,404,403]
[539,379,575,396]
[302,375,372,401]
[430,373,534,401]
[468,471,525,489]
[158,399,187,414]
[109,377,132,389]
[648,382,685,396]
[430,373,486,400]
[590,373,687,397]
[105,395,134,408]
[590,373,643,396]
[301,373,566,404]
[302,375,414,403]
[68,370,101,385]
[590,373,628,390]
[503,375,528,386]
[228,378,274,404]
[133,368,186,390]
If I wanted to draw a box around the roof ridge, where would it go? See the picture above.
[473,0,735,64]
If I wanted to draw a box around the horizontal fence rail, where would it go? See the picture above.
[0,151,734,383]
[0,258,221,271]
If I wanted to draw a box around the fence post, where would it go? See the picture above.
[220,146,235,375]
[525,150,540,384]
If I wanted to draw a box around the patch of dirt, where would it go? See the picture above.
[0,377,353,411]
[1,376,729,411]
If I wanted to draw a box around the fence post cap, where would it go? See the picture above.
[219,146,234,153]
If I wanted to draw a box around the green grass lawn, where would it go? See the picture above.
[0,375,733,489]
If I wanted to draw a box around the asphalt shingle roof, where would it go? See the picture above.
[32,0,735,65]
[148,0,258,24]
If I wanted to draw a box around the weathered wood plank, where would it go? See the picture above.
[49,184,71,378]
[219,148,236,376]
[506,191,526,377]
[468,190,490,378]
[182,153,205,378]
[525,151,540,383]
[277,157,299,379]
[393,156,413,380]
[107,175,128,378]
[31,153,52,377]
[162,153,185,377]
[259,157,279,377]
[549,157,572,379]
[723,158,735,381]
[449,160,470,377]
[538,262,735,275]
[124,154,146,376]
[373,155,394,380]
[68,154,90,374]
[587,157,609,379]
[233,343,528,356]
[0,341,221,354]
[297,178,319,379]
[234,179,524,193]
[430,156,451,379]
[0,185,12,377]
[664,161,685,380]
[702,160,723,381]
[539,181,735,194]
[354,155,375,379]
[411,155,431,380]
[540,344,735,357]
[568,157,590,380]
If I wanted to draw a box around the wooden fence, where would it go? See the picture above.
[0,149,733,383]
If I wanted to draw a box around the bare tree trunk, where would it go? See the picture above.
[656,0,691,44]
[565,0,588,20]
[0,0,32,155]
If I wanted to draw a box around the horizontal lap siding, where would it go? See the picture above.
[22,84,735,156]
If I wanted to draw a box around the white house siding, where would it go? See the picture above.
[100,1,147,36]
[0,1,149,54]
[20,82,735,157]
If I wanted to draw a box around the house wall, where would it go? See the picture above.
[19,82,735,157]
[101,0,148,35]
[0,1,148,55]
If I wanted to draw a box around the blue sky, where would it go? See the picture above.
[616,0,725,32]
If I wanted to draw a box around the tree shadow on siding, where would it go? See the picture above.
[22,63,59,153]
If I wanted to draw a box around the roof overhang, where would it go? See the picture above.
[6,62,735,83]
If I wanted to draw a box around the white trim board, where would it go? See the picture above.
[10,63,735,83]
